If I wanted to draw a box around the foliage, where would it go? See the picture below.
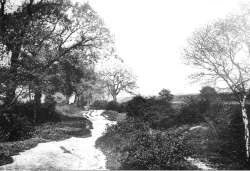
[178,96,206,124]
[177,87,220,126]
[96,119,196,170]
[99,60,137,102]
[121,133,194,170]
[105,101,125,113]
[158,88,173,102]
[89,100,125,112]
[89,100,109,110]
[0,113,33,142]
[200,86,217,101]
[125,95,174,124]
[125,95,148,118]
[183,13,250,160]
[10,100,60,124]
[212,104,250,168]
[0,0,112,105]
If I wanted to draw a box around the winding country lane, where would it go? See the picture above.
[0,110,115,170]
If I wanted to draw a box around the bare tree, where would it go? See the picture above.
[183,13,250,161]
[99,65,137,102]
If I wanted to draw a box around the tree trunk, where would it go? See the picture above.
[204,116,218,137]
[74,93,78,104]
[33,90,42,123]
[64,61,72,105]
[112,94,117,102]
[241,96,250,161]
[5,47,20,105]
[65,95,70,104]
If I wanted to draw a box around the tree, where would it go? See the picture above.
[99,61,137,102]
[0,0,71,105]
[199,86,217,102]
[0,0,112,108]
[183,13,250,161]
[22,1,111,105]
[158,89,173,102]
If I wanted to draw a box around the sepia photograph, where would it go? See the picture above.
[0,0,250,170]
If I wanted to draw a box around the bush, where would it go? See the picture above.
[89,100,108,110]
[90,100,125,113]
[212,104,249,169]
[76,95,88,107]
[121,132,195,170]
[125,96,173,118]
[0,113,33,142]
[125,96,147,117]
[124,96,175,129]
[96,119,196,170]
[37,95,60,123]
[105,101,124,113]
[177,96,206,125]
[10,100,60,123]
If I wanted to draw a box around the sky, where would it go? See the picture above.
[74,0,246,96]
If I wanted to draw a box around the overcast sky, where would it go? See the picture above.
[74,0,246,96]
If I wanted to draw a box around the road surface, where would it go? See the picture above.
[1,110,115,170]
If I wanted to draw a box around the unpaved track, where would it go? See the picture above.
[0,110,115,170]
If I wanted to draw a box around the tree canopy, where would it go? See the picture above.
[183,11,250,160]
[0,0,113,106]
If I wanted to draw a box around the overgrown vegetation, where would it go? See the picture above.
[0,103,92,166]
[90,100,125,113]
[96,118,197,170]
[96,90,197,169]
[0,99,60,142]
[96,87,250,169]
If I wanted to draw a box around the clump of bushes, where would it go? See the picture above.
[96,119,196,170]
[124,95,175,129]
[10,98,60,123]
[90,100,125,113]
[0,113,33,142]
[126,96,174,118]
[125,96,147,117]
[177,96,207,125]
[89,100,109,110]
[209,104,250,169]
[121,132,195,170]
[105,101,125,113]
[0,96,60,142]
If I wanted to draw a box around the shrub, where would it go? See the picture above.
[177,96,206,124]
[89,100,108,110]
[124,96,175,129]
[96,119,150,152]
[76,95,88,107]
[212,104,249,169]
[96,119,196,170]
[125,96,147,117]
[126,96,173,117]
[121,132,195,170]
[158,88,174,102]
[10,100,60,123]
[37,95,60,123]
[0,113,33,142]
[105,101,124,113]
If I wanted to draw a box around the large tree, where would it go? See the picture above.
[0,0,112,107]
[0,0,70,105]
[183,13,250,161]
[99,60,137,102]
